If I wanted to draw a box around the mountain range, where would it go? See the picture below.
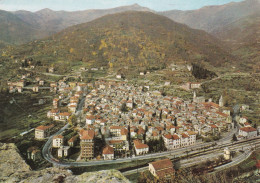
[0,0,258,46]
[0,4,151,44]
[0,0,258,75]
[160,0,259,33]
[4,11,234,75]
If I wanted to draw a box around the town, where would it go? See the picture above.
[29,79,258,163]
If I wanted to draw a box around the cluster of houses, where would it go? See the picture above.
[75,80,235,159]
[32,79,259,161]
[47,81,89,121]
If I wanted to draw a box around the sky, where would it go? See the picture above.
[0,0,245,12]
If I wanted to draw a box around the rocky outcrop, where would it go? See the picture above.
[0,143,31,181]
[66,169,130,183]
[0,143,129,183]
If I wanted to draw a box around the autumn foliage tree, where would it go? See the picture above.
[68,114,77,127]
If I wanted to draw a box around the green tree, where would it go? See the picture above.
[232,134,237,142]
[120,103,128,113]
[68,115,77,127]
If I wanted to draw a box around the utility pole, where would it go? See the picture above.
[136,159,138,173]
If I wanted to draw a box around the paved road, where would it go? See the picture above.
[42,123,70,166]
[213,150,252,173]
[42,96,86,166]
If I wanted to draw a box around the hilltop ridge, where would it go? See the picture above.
[2,11,235,77]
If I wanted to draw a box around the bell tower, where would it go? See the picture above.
[219,95,224,107]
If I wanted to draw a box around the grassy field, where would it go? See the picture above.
[70,157,161,175]
[238,150,260,170]
[0,92,52,140]
[125,172,141,183]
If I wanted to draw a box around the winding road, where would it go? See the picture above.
[42,122,239,168]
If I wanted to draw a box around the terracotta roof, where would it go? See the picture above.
[35,124,54,131]
[187,131,196,135]
[135,143,149,149]
[156,127,164,131]
[172,134,180,140]
[80,129,95,140]
[164,134,172,139]
[244,122,251,126]
[59,112,71,116]
[121,128,128,135]
[27,146,39,152]
[53,135,64,139]
[208,102,220,108]
[181,133,189,138]
[86,115,95,120]
[216,112,229,117]
[103,145,114,155]
[110,126,121,130]
[210,124,218,128]
[137,128,145,135]
[133,139,149,149]
[152,131,158,136]
[108,140,123,144]
[150,159,174,178]
[240,127,257,132]
[68,135,77,142]
[50,109,59,113]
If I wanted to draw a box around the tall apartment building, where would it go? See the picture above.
[79,129,95,159]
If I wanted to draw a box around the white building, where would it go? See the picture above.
[102,145,114,160]
[53,135,64,148]
[133,140,149,155]
[109,126,122,137]
[86,115,95,125]
[163,132,196,150]
[126,100,133,109]
[239,127,257,139]
[163,134,181,150]
[58,146,70,158]
[239,117,248,124]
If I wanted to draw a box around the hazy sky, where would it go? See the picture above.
[0,0,244,12]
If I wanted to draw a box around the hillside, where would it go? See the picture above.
[0,4,151,45]
[212,13,260,47]
[0,41,8,50]
[14,4,151,33]
[3,11,235,77]
[160,0,260,33]
[212,13,260,71]
[0,10,43,45]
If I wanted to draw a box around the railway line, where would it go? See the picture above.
[122,138,260,176]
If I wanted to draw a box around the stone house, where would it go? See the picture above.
[102,145,114,160]
[149,159,174,179]
[35,124,54,140]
